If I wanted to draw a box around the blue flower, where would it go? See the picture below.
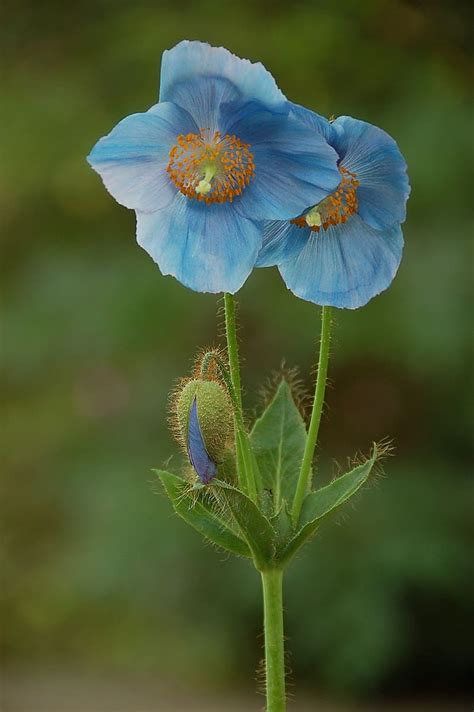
[87,42,340,294]
[257,105,410,308]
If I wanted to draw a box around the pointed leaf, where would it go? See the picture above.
[213,480,276,569]
[155,470,251,558]
[250,380,307,511]
[279,447,378,565]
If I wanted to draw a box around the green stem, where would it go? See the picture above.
[291,305,332,524]
[261,569,286,712]
[223,294,258,501]
[224,293,242,411]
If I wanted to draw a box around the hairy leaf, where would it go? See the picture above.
[279,447,379,565]
[213,480,276,570]
[155,470,251,558]
[250,379,307,512]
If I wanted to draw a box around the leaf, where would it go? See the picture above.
[270,500,294,555]
[155,470,251,558]
[250,379,307,512]
[279,447,379,565]
[213,480,276,570]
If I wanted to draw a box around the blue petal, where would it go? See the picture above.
[256,220,308,267]
[187,397,217,485]
[87,102,197,212]
[332,116,410,231]
[160,41,286,109]
[221,102,340,221]
[160,75,241,132]
[136,194,262,294]
[278,216,404,309]
[289,102,338,144]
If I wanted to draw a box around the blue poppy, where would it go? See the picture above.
[87,42,340,294]
[257,105,410,308]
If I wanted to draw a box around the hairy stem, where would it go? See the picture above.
[291,305,332,524]
[261,569,286,712]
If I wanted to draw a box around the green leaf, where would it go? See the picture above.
[213,480,276,570]
[270,500,294,555]
[279,447,379,565]
[155,470,251,559]
[250,379,307,512]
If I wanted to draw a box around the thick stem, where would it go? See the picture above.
[261,569,286,712]
[291,305,332,524]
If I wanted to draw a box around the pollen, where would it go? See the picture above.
[166,129,255,204]
[291,165,360,232]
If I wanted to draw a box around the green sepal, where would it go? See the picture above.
[279,446,379,565]
[155,470,251,558]
[212,480,276,570]
[250,379,307,512]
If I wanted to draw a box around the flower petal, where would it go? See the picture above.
[332,116,410,231]
[188,397,217,485]
[278,215,404,309]
[256,220,307,267]
[87,102,197,212]
[160,40,286,109]
[160,75,241,132]
[289,102,337,144]
[221,102,340,221]
[136,194,262,294]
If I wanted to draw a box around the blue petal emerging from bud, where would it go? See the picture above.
[187,397,217,484]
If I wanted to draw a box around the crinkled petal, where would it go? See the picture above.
[289,102,338,144]
[256,220,307,267]
[220,101,339,221]
[87,102,197,212]
[278,215,404,309]
[160,40,286,109]
[332,116,410,231]
[136,194,262,294]
[160,76,241,132]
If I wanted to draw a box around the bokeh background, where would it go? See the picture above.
[2,0,473,710]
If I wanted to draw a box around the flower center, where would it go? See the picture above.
[291,166,360,232]
[166,129,255,204]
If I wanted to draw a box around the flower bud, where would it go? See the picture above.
[174,379,233,483]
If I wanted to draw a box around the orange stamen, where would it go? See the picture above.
[291,166,360,232]
[166,129,255,204]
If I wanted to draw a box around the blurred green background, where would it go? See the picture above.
[2,0,473,709]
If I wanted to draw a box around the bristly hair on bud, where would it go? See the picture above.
[192,345,229,382]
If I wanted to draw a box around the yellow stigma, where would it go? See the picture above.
[166,129,255,204]
[195,164,217,195]
[291,165,360,233]
[305,207,322,227]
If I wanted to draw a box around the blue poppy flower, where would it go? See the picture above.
[87,42,340,294]
[257,105,410,308]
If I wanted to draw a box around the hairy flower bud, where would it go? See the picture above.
[173,378,234,483]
